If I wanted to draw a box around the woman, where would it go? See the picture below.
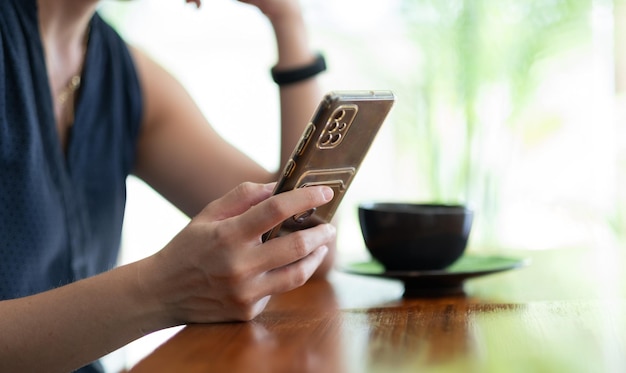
[0,0,336,371]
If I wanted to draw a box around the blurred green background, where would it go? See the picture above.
[99,0,625,261]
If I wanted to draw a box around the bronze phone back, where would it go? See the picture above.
[263,90,395,242]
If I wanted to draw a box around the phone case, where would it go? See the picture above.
[263,90,396,242]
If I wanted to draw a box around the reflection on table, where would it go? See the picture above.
[128,247,626,373]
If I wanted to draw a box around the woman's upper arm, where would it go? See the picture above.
[129,46,274,216]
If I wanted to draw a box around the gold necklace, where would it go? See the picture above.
[56,74,81,127]
[57,75,81,105]
[56,27,89,127]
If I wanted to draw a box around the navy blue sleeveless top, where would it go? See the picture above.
[1,1,142,370]
[1,0,142,352]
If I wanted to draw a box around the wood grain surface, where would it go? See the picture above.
[128,247,626,373]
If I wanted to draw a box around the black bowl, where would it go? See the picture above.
[358,203,473,271]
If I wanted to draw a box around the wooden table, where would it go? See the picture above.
[128,247,626,372]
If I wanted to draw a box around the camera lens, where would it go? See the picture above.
[332,109,345,121]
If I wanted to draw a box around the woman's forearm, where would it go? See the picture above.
[0,260,165,373]
[263,2,325,169]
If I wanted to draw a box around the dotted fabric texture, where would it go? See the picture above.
[0,0,142,306]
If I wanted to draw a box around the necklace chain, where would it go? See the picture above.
[57,75,81,105]
[56,27,89,128]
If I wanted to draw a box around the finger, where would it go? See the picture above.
[186,0,202,8]
[236,185,334,239]
[261,244,330,295]
[199,182,275,221]
[254,223,336,273]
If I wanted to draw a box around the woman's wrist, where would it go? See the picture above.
[132,254,183,331]
[271,52,326,86]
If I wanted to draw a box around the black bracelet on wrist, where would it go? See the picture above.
[271,53,327,86]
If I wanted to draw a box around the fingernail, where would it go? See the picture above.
[328,223,337,235]
[321,186,334,201]
[319,245,329,256]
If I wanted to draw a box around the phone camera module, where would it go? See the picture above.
[318,105,357,149]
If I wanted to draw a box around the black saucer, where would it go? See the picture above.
[340,255,529,297]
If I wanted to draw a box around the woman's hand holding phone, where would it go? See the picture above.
[137,182,336,327]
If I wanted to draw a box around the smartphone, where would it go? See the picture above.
[262,90,396,242]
